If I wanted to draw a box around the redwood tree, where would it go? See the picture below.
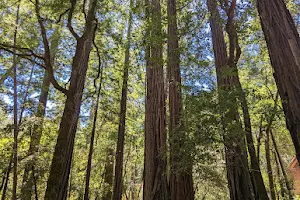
[207,0,254,199]
[144,0,169,199]
[112,0,133,199]
[257,0,300,164]
[167,0,194,199]
[222,0,268,198]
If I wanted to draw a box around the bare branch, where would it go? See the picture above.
[49,72,69,94]
[93,38,102,89]
[56,8,70,23]
[34,0,69,95]
[0,43,44,60]
[0,47,47,69]
[68,0,80,40]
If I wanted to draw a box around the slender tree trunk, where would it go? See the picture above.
[102,148,114,200]
[1,155,13,200]
[0,171,5,193]
[130,147,138,200]
[257,0,300,164]
[12,2,21,199]
[45,1,98,199]
[256,116,263,163]
[270,129,293,198]
[144,0,168,199]
[112,2,132,199]
[84,45,103,200]
[21,25,62,200]
[265,130,276,200]
[234,56,268,200]
[31,166,39,200]
[207,0,254,199]
[274,150,285,199]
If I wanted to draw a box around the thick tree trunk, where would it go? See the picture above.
[144,0,168,199]
[257,0,300,164]
[207,0,254,199]
[21,25,61,200]
[224,1,268,197]
[112,2,132,199]
[44,1,98,199]
[265,131,276,200]
[167,0,194,199]
[102,148,114,200]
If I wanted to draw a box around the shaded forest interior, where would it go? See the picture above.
[0,0,300,199]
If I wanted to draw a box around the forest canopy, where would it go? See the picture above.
[0,0,300,199]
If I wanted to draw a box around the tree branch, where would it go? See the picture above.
[82,0,87,21]
[68,0,80,40]
[56,8,70,23]
[0,47,47,69]
[34,0,69,95]
[0,43,44,60]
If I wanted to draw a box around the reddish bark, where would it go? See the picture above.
[257,0,300,164]
[144,0,169,199]
[207,0,254,199]
[167,0,194,199]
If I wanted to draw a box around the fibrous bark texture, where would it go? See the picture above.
[257,0,300,164]
[207,0,254,199]
[144,0,169,199]
[167,0,194,199]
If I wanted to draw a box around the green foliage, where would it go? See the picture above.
[0,0,298,199]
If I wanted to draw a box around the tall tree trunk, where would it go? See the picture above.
[144,0,168,199]
[223,0,268,197]
[238,81,268,200]
[112,2,132,199]
[84,44,103,200]
[12,2,21,199]
[207,0,254,199]
[257,0,300,164]
[44,1,98,199]
[265,91,293,198]
[274,150,285,199]
[21,26,61,200]
[21,71,50,199]
[102,148,114,200]
[167,0,194,199]
[270,129,293,198]
[256,116,263,164]
[265,130,276,200]
[1,155,13,200]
